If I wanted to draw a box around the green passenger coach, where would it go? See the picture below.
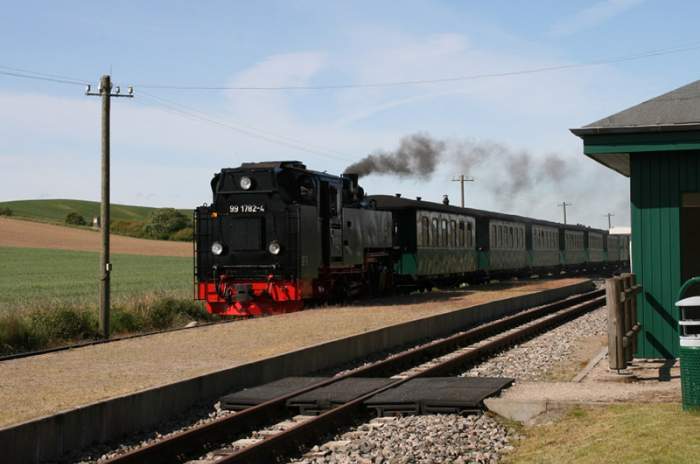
[369,194,624,291]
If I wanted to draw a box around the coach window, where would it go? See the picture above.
[458,221,465,247]
[449,220,457,247]
[518,229,523,249]
[431,218,439,247]
[467,223,473,248]
[508,227,513,249]
[421,216,430,247]
[441,219,448,247]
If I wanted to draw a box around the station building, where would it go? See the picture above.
[572,80,700,358]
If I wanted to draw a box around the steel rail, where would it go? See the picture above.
[105,289,604,464]
[217,295,605,463]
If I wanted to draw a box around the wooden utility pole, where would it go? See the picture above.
[451,174,475,207]
[558,201,572,224]
[86,75,133,338]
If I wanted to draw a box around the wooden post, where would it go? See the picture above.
[606,276,624,370]
[99,74,111,339]
[621,274,632,362]
[630,273,638,356]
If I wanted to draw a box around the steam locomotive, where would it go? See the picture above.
[194,161,629,316]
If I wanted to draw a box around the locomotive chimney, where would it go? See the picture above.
[442,194,449,205]
[416,196,422,201]
[345,173,359,193]
[395,193,402,198]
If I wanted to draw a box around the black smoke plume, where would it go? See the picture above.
[344,133,445,179]
[345,133,574,208]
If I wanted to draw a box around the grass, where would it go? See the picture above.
[0,246,217,355]
[0,198,191,224]
[0,246,192,310]
[504,403,700,464]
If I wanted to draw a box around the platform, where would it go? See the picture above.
[0,278,584,429]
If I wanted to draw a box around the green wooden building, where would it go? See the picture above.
[572,80,700,359]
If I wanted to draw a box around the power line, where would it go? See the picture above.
[0,67,88,86]
[132,43,700,91]
[0,64,358,163]
[137,90,354,162]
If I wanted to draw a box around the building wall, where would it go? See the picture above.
[630,151,700,358]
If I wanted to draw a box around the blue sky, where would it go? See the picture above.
[2,0,700,228]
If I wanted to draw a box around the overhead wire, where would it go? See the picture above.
[137,90,355,162]
[132,43,700,91]
[0,64,356,161]
[3,41,700,160]
[0,67,88,86]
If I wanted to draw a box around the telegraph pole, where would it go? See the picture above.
[451,174,475,207]
[86,75,133,338]
[604,212,615,230]
[558,201,572,224]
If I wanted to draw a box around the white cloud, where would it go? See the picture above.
[550,0,644,37]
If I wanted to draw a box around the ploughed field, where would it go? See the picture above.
[0,247,191,310]
[0,217,190,256]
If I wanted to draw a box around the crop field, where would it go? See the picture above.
[0,246,192,311]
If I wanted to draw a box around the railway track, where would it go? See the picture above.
[104,288,604,464]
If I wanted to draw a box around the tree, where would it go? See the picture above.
[0,207,12,216]
[142,208,189,240]
[65,212,86,226]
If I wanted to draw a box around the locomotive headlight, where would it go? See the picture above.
[239,176,253,190]
[211,241,224,256]
[268,240,281,255]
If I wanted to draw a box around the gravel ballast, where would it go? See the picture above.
[291,414,515,464]
[462,306,607,381]
[287,297,608,464]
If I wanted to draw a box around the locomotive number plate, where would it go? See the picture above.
[229,204,266,214]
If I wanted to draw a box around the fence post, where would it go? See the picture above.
[630,274,638,357]
[622,274,634,363]
[606,276,624,370]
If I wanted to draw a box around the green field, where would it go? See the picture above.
[0,246,192,310]
[0,199,191,224]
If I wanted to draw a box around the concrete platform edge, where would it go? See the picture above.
[0,280,593,463]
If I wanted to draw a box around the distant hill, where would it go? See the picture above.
[0,199,191,224]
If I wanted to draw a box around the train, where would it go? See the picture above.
[194,161,629,316]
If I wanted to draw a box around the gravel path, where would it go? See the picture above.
[291,414,515,464]
[461,306,607,381]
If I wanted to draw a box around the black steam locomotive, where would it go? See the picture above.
[194,161,628,316]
